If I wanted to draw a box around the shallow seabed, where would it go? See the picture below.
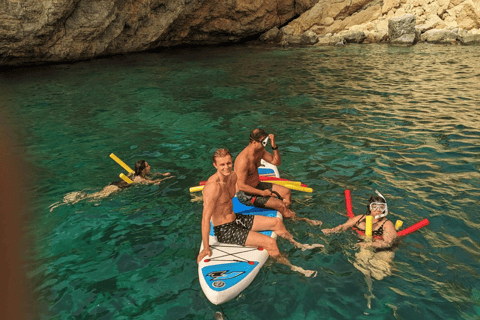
[1,43,480,319]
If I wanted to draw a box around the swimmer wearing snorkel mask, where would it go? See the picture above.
[322,190,398,249]
[322,191,399,287]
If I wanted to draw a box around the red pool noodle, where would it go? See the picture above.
[345,190,354,218]
[397,219,430,236]
[344,189,429,237]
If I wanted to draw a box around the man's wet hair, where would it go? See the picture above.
[249,128,268,143]
[212,148,232,163]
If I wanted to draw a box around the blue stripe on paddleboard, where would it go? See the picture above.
[258,168,275,175]
[201,261,259,292]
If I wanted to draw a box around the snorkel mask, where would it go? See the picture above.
[370,190,388,219]
[261,136,269,147]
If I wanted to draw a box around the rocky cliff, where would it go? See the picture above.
[0,0,318,66]
[1,0,479,67]
[277,0,480,45]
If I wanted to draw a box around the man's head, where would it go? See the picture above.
[249,128,268,147]
[212,148,233,176]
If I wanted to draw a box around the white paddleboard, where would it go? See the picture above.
[198,160,281,305]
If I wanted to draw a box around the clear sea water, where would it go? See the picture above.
[1,43,480,319]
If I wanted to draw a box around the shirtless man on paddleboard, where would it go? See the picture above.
[196,148,322,277]
[234,128,322,226]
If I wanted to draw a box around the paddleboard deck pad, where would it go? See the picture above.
[198,160,281,305]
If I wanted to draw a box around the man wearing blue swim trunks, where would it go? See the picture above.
[234,128,322,226]
[197,148,322,277]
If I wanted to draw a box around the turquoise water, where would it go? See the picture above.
[1,44,480,319]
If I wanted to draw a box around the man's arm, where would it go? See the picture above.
[197,183,218,263]
[261,134,281,166]
[134,176,174,185]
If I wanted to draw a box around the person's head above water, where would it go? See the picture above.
[249,128,268,145]
[212,148,232,164]
[367,190,388,219]
[135,160,150,177]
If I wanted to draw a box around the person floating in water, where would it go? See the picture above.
[322,191,398,251]
[321,191,398,308]
[234,128,322,226]
[197,148,323,277]
[49,160,172,211]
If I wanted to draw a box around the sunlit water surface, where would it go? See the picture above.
[1,44,480,319]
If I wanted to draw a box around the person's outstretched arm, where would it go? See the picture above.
[322,215,362,234]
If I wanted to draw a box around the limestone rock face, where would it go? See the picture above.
[421,28,458,43]
[388,14,418,44]
[0,0,318,66]
[286,0,480,45]
[458,28,480,43]
[2,0,480,65]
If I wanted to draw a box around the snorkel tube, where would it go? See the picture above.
[344,190,429,237]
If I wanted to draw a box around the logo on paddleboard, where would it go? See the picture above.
[212,281,226,288]
[206,270,245,281]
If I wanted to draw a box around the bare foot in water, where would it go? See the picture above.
[292,266,318,277]
[309,220,323,226]
[299,243,325,251]
[293,217,322,226]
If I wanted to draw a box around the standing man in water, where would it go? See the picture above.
[197,148,322,277]
[234,128,322,226]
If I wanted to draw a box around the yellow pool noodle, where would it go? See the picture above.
[283,184,313,193]
[264,180,302,186]
[395,220,403,230]
[190,182,312,193]
[365,215,373,239]
[110,153,134,175]
[119,173,133,184]
[190,185,204,193]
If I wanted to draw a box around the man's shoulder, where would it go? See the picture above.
[235,148,255,165]
[204,175,219,189]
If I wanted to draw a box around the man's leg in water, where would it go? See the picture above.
[263,196,322,226]
[271,184,292,207]
[251,216,324,251]
[244,230,317,278]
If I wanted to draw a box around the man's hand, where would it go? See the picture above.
[269,134,276,148]
[262,189,274,197]
[197,247,212,263]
